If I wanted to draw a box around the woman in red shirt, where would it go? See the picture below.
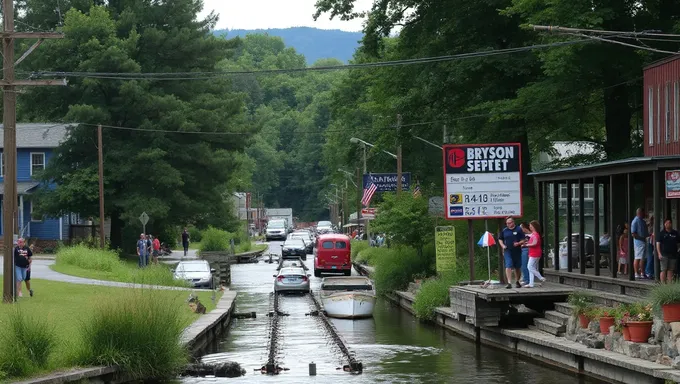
[525,220,546,288]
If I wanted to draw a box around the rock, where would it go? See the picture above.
[654,319,667,342]
[566,333,578,342]
[664,338,680,359]
[609,326,616,335]
[648,337,658,345]
[588,320,600,333]
[584,335,605,349]
[640,344,662,362]
[604,335,614,351]
[576,332,588,343]
[566,316,579,335]
[659,355,674,366]
[213,362,247,378]
[622,341,641,358]
[613,336,625,354]
[670,322,680,340]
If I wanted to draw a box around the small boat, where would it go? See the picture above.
[320,276,376,319]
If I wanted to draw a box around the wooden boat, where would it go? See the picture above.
[320,276,376,319]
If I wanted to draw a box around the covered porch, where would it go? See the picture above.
[531,156,680,287]
[0,181,40,238]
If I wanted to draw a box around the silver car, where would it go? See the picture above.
[274,267,310,293]
[172,260,215,288]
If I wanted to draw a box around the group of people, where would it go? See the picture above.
[499,217,545,289]
[136,233,161,267]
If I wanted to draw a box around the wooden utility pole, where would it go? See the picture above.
[2,0,64,303]
[396,114,403,195]
[356,167,362,228]
[97,125,105,248]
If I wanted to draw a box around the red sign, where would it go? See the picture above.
[666,170,680,198]
[361,208,377,218]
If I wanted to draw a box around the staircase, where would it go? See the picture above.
[530,302,572,337]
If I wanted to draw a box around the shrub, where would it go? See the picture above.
[373,246,429,294]
[188,226,203,242]
[355,247,391,266]
[568,292,594,316]
[412,278,451,320]
[351,240,369,258]
[650,282,680,310]
[56,244,121,272]
[0,308,56,378]
[200,227,231,252]
[75,289,188,380]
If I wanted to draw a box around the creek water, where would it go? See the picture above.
[178,242,603,384]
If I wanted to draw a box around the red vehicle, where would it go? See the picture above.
[314,234,351,277]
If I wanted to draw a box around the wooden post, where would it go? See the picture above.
[97,125,105,248]
[553,182,560,271]
[627,173,634,281]
[578,180,586,274]
[593,177,600,276]
[653,170,661,281]
[566,180,573,272]
[356,167,362,227]
[537,181,545,274]
[609,175,617,279]
[497,218,504,283]
[468,219,474,282]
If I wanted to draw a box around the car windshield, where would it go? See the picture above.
[176,263,208,272]
[269,222,285,229]
[317,221,332,227]
[279,268,304,276]
[285,240,305,247]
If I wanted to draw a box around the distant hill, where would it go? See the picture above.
[214,27,363,65]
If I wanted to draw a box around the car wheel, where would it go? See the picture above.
[314,269,321,277]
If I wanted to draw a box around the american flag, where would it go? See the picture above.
[413,183,421,198]
[361,179,378,207]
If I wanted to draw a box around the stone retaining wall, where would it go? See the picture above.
[200,251,235,286]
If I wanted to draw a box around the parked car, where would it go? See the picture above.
[288,231,314,253]
[314,234,351,277]
[274,267,310,293]
[172,260,215,289]
[266,220,288,241]
[282,238,307,260]
[559,233,596,268]
[316,221,333,234]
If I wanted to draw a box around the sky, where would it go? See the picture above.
[199,0,373,32]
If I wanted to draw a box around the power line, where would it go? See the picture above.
[566,32,679,54]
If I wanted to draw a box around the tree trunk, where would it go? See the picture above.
[603,84,633,159]
[109,212,124,251]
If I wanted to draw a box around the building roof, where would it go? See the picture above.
[0,123,70,149]
[529,155,680,181]
[643,55,680,71]
[0,182,40,195]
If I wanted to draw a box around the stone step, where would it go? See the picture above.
[544,310,570,325]
[533,317,566,336]
[554,302,574,316]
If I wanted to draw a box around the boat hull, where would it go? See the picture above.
[321,292,376,319]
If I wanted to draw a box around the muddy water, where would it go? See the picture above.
[180,242,602,384]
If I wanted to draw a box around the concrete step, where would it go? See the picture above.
[533,318,566,336]
[544,310,570,326]
[554,302,574,316]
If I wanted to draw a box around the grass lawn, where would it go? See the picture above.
[187,241,201,250]
[51,258,188,287]
[0,277,222,379]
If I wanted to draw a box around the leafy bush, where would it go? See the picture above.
[568,291,594,315]
[56,244,121,272]
[188,226,203,242]
[75,289,188,379]
[412,278,451,320]
[650,282,680,309]
[355,247,391,266]
[351,240,369,258]
[373,246,429,294]
[0,308,56,378]
[200,227,231,252]
[372,193,434,254]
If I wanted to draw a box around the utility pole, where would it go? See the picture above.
[3,0,65,303]
[443,124,447,144]
[97,125,105,248]
[396,114,403,195]
[356,167,362,230]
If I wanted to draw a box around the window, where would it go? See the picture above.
[658,86,662,144]
[584,184,594,200]
[0,151,3,177]
[30,152,45,176]
[559,185,567,199]
[649,87,654,146]
[322,241,334,249]
[666,83,671,143]
[30,201,42,222]
[335,241,347,249]
[675,82,679,142]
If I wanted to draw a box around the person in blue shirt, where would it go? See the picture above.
[498,217,526,289]
[137,233,149,268]
[631,208,650,279]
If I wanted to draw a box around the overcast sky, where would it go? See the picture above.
[199,0,373,31]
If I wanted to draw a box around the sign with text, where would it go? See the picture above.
[361,208,377,219]
[666,170,680,198]
[363,173,411,192]
[435,226,456,272]
[443,143,523,219]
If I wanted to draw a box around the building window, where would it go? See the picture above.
[658,86,662,144]
[559,184,594,200]
[0,151,3,177]
[675,82,679,142]
[30,152,45,176]
[666,82,671,143]
[30,201,42,222]
[649,87,654,146]
[559,185,567,199]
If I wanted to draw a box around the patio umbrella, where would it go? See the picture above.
[477,231,496,282]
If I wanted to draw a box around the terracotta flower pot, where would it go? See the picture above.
[622,326,630,341]
[662,303,680,323]
[627,321,653,343]
[578,314,590,329]
[599,317,615,334]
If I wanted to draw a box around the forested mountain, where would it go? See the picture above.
[214,27,362,64]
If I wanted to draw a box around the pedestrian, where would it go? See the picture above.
[646,215,656,279]
[524,220,546,288]
[618,223,629,276]
[137,233,148,267]
[631,208,650,279]
[519,222,531,286]
[24,244,35,297]
[656,219,679,284]
[498,217,524,289]
[182,228,190,257]
[152,235,160,265]
[14,238,33,298]
[145,235,152,265]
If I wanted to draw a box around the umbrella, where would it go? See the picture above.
[477,231,496,282]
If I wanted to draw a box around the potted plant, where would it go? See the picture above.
[594,307,617,335]
[615,304,632,341]
[568,292,594,328]
[626,303,654,343]
[649,283,680,322]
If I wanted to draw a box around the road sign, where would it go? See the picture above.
[666,170,680,198]
[435,226,456,272]
[443,143,522,220]
[361,208,377,219]
[139,212,149,226]
[363,173,411,192]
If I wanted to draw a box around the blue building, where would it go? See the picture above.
[0,123,71,242]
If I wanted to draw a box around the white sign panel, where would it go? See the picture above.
[443,143,523,219]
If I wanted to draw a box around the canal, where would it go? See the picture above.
[180,242,603,383]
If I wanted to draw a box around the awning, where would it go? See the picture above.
[0,182,40,195]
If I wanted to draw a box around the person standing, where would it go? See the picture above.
[656,219,679,284]
[618,223,629,276]
[181,228,190,257]
[498,217,524,289]
[152,235,161,265]
[525,221,546,288]
[631,208,649,279]
[519,222,531,286]
[646,215,656,279]
[14,238,33,298]
[137,233,148,267]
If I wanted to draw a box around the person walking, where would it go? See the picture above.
[137,233,148,267]
[656,219,679,284]
[524,220,546,288]
[14,238,33,298]
[498,217,525,289]
[618,223,629,276]
[181,228,190,257]
[631,208,649,279]
[152,235,161,265]
[519,222,531,286]
[646,215,656,279]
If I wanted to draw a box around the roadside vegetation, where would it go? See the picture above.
[198,226,264,254]
[0,278,219,381]
[51,245,189,287]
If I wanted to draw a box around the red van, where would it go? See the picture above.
[314,234,351,277]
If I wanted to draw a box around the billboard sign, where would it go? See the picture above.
[666,170,680,198]
[361,208,377,219]
[443,143,522,219]
[435,226,456,272]
[363,173,411,192]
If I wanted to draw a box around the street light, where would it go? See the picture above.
[349,137,398,174]
[338,168,358,187]
[411,134,443,150]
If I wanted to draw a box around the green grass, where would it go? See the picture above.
[0,277,220,380]
[188,241,201,250]
[52,245,189,287]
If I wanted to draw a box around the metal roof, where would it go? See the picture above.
[0,123,70,149]
[529,155,680,182]
[644,55,680,71]
[0,182,40,195]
